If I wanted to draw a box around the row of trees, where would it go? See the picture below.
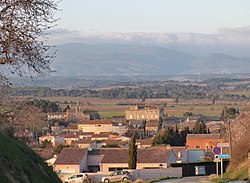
[152,120,210,146]
[11,85,250,101]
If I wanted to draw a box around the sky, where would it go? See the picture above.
[55,0,250,34]
[49,0,250,57]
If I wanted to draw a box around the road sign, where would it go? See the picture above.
[217,143,230,147]
[213,147,221,155]
[218,154,231,159]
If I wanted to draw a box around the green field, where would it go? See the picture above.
[36,97,243,118]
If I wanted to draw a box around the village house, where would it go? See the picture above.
[91,133,110,141]
[145,121,158,132]
[205,120,224,134]
[47,112,67,120]
[71,139,97,149]
[78,132,94,139]
[51,125,65,134]
[62,124,78,133]
[65,133,79,145]
[125,105,164,121]
[185,116,199,129]
[170,146,185,163]
[39,134,65,147]
[186,134,220,149]
[54,148,88,174]
[53,146,176,173]
[77,119,126,134]
[97,147,176,172]
[15,130,34,139]
[136,138,153,148]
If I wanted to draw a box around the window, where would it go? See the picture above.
[150,114,153,118]
[142,114,144,118]
[129,114,133,119]
[137,115,140,119]
[196,146,200,148]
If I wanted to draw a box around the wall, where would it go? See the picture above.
[88,155,103,166]
[79,126,126,135]
[131,168,182,181]
[100,163,128,172]
[167,151,177,167]
[54,164,79,174]
[100,163,174,172]
[80,153,88,172]
[55,136,65,146]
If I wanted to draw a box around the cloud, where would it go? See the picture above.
[218,26,250,44]
[46,26,250,56]
[47,28,84,45]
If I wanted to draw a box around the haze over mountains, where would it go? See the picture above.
[51,42,250,76]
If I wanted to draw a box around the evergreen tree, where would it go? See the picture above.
[141,119,147,135]
[192,121,208,134]
[180,127,190,145]
[157,117,163,132]
[128,132,137,169]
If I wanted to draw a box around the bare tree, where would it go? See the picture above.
[0,0,58,84]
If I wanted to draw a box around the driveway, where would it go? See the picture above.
[156,176,212,183]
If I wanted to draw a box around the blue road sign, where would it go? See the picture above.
[213,147,221,155]
[218,154,231,159]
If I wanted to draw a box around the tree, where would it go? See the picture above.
[0,0,58,84]
[225,107,237,119]
[152,126,180,146]
[157,116,163,132]
[141,119,147,137]
[192,121,208,134]
[128,132,137,169]
[183,111,193,117]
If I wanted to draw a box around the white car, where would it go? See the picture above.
[64,173,89,183]
[101,171,131,182]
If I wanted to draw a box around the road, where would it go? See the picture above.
[156,176,212,183]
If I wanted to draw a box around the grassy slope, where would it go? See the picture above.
[211,160,248,183]
[0,133,61,183]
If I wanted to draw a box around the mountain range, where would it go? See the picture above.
[51,43,250,76]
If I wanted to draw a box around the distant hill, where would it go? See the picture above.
[187,54,250,74]
[52,43,195,76]
[51,43,250,76]
[0,133,61,183]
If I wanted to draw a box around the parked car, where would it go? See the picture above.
[101,171,131,182]
[64,173,89,183]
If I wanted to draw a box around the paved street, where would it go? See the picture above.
[156,176,212,183]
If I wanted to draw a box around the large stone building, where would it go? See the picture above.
[47,104,101,121]
[125,105,164,121]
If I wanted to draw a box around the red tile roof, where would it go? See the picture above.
[64,125,78,130]
[54,148,87,165]
[136,138,153,146]
[65,133,79,138]
[92,133,109,138]
[89,147,172,164]
[71,139,91,145]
